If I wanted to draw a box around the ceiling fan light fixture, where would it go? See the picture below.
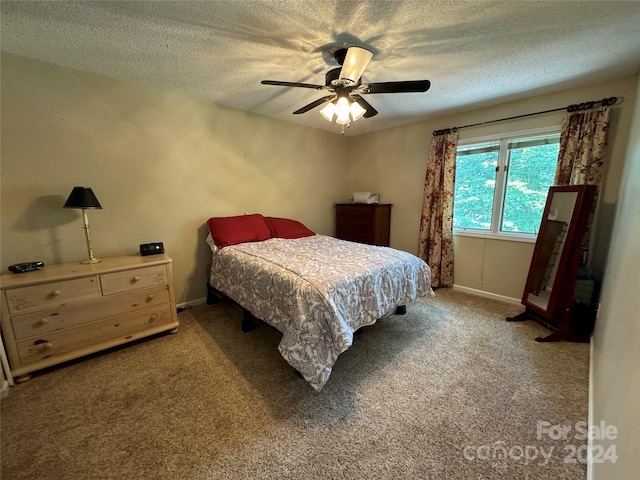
[339,47,373,85]
[320,101,336,121]
[334,97,351,124]
[320,97,366,124]
[349,101,367,121]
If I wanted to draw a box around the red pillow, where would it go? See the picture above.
[264,217,316,239]
[207,214,272,249]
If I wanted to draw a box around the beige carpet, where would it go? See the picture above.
[1,289,589,479]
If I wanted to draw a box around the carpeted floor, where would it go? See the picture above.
[1,289,589,479]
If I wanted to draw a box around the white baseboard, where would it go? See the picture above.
[185,288,520,309]
[587,340,595,480]
[452,284,521,305]
[182,288,520,312]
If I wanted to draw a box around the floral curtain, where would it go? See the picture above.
[554,105,610,249]
[554,106,610,186]
[417,131,458,288]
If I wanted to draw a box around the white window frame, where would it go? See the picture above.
[453,126,561,243]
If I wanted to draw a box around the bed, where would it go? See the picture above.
[206,214,433,390]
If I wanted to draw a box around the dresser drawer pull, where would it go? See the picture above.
[133,276,141,282]
[150,314,159,322]
[147,294,155,301]
[37,318,49,325]
[51,290,61,296]
[34,340,54,351]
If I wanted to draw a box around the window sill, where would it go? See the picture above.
[453,230,537,244]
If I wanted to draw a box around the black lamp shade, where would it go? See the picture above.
[63,187,102,209]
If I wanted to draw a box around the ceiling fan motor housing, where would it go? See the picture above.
[325,68,341,86]
[334,48,348,65]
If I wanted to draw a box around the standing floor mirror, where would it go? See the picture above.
[507,184,597,342]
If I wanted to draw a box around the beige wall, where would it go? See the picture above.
[590,73,640,480]
[0,53,348,303]
[347,75,638,300]
[2,48,638,479]
[1,51,637,306]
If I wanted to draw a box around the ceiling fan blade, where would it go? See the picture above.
[365,80,431,94]
[339,47,373,85]
[261,80,326,90]
[292,95,336,114]
[351,95,378,118]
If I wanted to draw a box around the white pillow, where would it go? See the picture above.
[205,232,218,252]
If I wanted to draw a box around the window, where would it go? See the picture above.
[453,129,560,238]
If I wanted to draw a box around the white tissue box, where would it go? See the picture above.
[352,192,380,204]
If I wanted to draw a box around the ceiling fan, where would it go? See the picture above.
[261,47,431,126]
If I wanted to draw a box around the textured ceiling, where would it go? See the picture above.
[2,1,640,136]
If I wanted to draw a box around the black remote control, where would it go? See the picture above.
[8,262,44,274]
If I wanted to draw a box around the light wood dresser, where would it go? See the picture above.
[0,254,179,382]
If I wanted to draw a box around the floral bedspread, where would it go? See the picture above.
[209,235,432,390]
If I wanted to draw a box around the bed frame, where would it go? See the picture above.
[206,283,406,333]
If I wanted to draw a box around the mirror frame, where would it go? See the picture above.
[510,184,597,340]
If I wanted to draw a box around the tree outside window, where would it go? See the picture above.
[454,132,560,236]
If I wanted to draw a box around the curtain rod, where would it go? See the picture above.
[432,96,618,136]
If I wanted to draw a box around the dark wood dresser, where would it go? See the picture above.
[334,203,392,246]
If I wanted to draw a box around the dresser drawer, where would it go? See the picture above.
[335,205,374,217]
[16,304,174,364]
[335,227,372,243]
[4,277,100,315]
[10,285,171,340]
[336,215,373,229]
[101,265,168,295]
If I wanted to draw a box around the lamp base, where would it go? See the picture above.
[81,258,102,265]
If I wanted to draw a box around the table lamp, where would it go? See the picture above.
[63,186,102,264]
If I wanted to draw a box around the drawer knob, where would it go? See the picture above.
[51,290,61,296]
[133,275,141,282]
[150,314,159,321]
[38,342,53,351]
[37,318,49,325]
[147,294,155,301]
